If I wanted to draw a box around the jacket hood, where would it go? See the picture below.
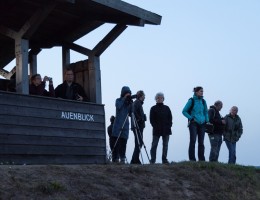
[121,86,131,97]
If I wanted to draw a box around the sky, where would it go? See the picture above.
[2,0,260,166]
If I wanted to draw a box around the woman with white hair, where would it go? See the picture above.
[149,92,172,164]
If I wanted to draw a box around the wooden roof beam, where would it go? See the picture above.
[92,24,127,57]
[92,0,162,25]
[0,26,18,40]
[19,2,57,39]
[63,42,92,56]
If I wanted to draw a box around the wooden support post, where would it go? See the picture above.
[29,48,41,77]
[15,38,29,94]
[88,56,102,104]
[62,47,70,81]
[29,54,37,76]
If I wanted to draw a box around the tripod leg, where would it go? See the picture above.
[110,113,129,163]
[133,128,144,164]
[132,113,149,164]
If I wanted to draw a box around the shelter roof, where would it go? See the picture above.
[0,0,161,69]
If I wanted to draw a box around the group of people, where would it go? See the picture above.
[28,75,243,165]
[183,86,243,164]
[108,86,243,165]
[107,87,172,164]
[29,68,89,101]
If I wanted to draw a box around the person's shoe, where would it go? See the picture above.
[162,160,170,164]
[130,160,141,164]
[150,159,155,164]
[120,158,126,164]
[112,158,119,163]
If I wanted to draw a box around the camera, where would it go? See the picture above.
[125,94,137,104]
[130,94,137,99]
[45,77,52,82]
[127,94,137,100]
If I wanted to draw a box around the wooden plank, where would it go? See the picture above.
[0,155,106,165]
[0,104,105,123]
[0,145,106,155]
[0,134,106,147]
[0,115,105,130]
[0,124,105,139]
[0,92,105,114]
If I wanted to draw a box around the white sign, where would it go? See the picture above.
[61,111,94,122]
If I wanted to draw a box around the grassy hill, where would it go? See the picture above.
[0,161,259,200]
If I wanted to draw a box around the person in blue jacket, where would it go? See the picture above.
[111,86,132,163]
[182,86,209,161]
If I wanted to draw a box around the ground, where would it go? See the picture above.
[0,162,259,200]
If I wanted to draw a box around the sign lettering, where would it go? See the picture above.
[61,111,94,122]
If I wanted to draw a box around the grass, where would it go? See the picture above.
[36,181,65,195]
[0,162,259,199]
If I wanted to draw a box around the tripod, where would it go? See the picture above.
[109,113,129,163]
[131,112,151,164]
[109,103,150,164]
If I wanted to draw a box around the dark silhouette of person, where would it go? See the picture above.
[107,115,115,151]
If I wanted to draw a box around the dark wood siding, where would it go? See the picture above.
[0,91,106,164]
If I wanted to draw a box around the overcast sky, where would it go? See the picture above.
[2,0,260,166]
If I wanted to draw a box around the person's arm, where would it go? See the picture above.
[48,83,55,97]
[168,106,173,128]
[203,100,209,123]
[182,99,193,120]
[150,107,155,127]
[133,101,142,122]
[55,84,63,98]
[115,97,126,110]
[213,112,223,125]
[208,108,215,124]
[75,84,88,101]
[238,117,243,137]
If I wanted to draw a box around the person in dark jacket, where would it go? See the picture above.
[223,106,243,164]
[130,90,146,164]
[150,92,172,164]
[29,74,55,97]
[182,86,209,161]
[111,86,132,163]
[107,115,115,151]
[55,68,88,101]
[208,100,226,162]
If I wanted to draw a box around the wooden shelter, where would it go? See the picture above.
[0,0,161,164]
